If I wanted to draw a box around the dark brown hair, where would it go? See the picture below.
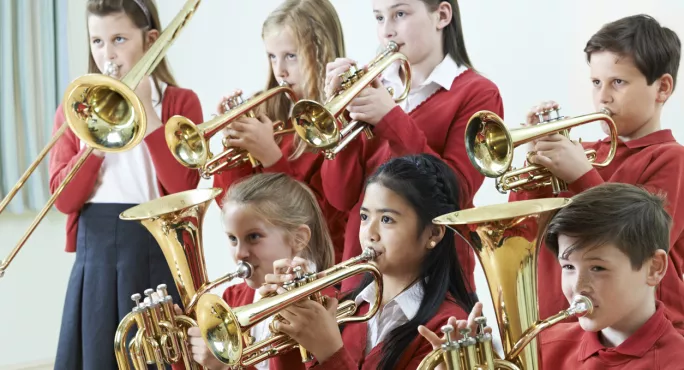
[418,0,473,69]
[546,183,672,270]
[86,0,177,97]
[584,14,681,90]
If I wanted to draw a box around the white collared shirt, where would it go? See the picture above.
[355,281,424,354]
[86,77,165,204]
[381,54,468,113]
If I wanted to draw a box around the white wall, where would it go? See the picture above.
[1,0,682,368]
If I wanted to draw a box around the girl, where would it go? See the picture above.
[321,0,505,292]
[267,154,477,370]
[212,0,348,263]
[49,1,203,368]
[173,173,336,370]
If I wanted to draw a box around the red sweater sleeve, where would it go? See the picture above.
[146,89,203,194]
[374,88,503,205]
[48,105,105,214]
[320,137,371,212]
[310,347,357,370]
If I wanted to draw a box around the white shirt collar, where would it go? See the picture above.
[355,281,424,320]
[382,54,468,92]
[151,77,167,106]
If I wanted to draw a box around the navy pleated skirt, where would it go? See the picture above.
[54,203,182,370]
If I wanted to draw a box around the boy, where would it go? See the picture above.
[540,183,684,368]
[510,14,684,332]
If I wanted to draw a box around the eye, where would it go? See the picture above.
[286,53,297,60]
[590,265,606,272]
[396,11,406,18]
[381,215,394,224]
[561,264,575,271]
[360,213,368,221]
[114,36,126,43]
[268,53,276,61]
[247,233,262,242]
[592,79,601,86]
[375,15,384,22]
[91,38,101,45]
[613,79,625,86]
[227,235,237,244]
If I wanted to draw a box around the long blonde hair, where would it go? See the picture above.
[258,0,346,160]
[86,0,176,98]
[222,173,335,272]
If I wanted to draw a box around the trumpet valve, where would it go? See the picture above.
[440,325,463,370]
[536,107,563,123]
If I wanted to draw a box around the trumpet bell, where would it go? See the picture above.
[165,115,207,169]
[465,111,512,177]
[63,73,147,152]
[290,99,340,150]
[197,294,243,365]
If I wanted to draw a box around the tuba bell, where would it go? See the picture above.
[114,187,252,369]
[290,41,411,159]
[416,198,594,370]
[195,248,382,368]
[165,82,297,179]
[0,0,202,278]
[465,107,617,195]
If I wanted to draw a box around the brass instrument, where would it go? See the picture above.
[0,0,201,278]
[196,247,382,368]
[115,187,253,369]
[165,82,297,179]
[291,41,411,159]
[465,107,617,194]
[417,198,593,370]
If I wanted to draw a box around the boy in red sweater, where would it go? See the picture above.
[510,14,684,333]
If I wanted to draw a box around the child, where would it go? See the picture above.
[268,154,477,370]
[423,183,684,369]
[321,0,504,292]
[511,14,684,333]
[212,0,348,263]
[49,1,203,368]
[173,173,335,370]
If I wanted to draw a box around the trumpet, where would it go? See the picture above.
[0,0,202,278]
[465,107,617,194]
[195,248,382,368]
[115,187,254,369]
[165,82,297,179]
[416,198,592,370]
[291,41,411,159]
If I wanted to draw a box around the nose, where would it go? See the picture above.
[103,42,117,61]
[274,58,288,79]
[598,84,613,105]
[572,270,592,297]
[235,242,250,261]
[381,19,396,40]
[360,217,380,246]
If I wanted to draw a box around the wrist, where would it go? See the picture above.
[259,145,284,168]
[314,339,344,364]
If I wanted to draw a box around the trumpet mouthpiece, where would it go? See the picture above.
[236,260,253,279]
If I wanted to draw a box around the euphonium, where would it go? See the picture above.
[0,0,201,278]
[165,82,297,178]
[465,107,617,194]
[115,187,253,369]
[195,248,382,368]
[417,198,593,370]
[290,41,411,159]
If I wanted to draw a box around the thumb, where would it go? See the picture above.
[417,325,443,349]
[173,304,183,316]
[325,297,339,315]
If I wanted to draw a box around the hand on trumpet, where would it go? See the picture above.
[135,76,163,138]
[258,257,314,297]
[324,57,358,99]
[417,302,492,348]
[173,305,230,370]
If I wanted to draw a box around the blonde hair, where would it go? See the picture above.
[86,0,177,98]
[258,0,346,160]
[222,173,335,272]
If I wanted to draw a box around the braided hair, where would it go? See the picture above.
[346,153,476,370]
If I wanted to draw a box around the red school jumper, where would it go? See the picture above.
[322,69,504,292]
[48,86,203,252]
[211,134,348,264]
[510,130,684,335]
[540,301,684,369]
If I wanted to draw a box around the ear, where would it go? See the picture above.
[435,1,453,31]
[645,249,668,286]
[291,224,312,254]
[144,29,160,51]
[426,225,446,250]
[655,73,674,103]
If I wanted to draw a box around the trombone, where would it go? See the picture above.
[0,0,202,278]
[465,107,617,194]
[165,82,297,179]
[290,41,411,159]
[195,248,382,368]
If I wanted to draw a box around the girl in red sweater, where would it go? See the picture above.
[211,0,348,263]
[175,173,335,370]
[267,154,476,370]
[49,1,202,369]
[321,0,504,292]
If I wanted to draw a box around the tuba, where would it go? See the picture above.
[290,41,411,159]
[114,187,252,369]
[195,248,382,368]
[417,198,593,370]
[465,107,617,195]
[165,82,297,179]
[0,0,201,278]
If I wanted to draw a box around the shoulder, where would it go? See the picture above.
[422,298,469,331]
[164,85,201,103]
[221,282,255,307]
[449,69,501,96]
[540,322,584,346]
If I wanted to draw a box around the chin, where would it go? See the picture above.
[244,278,260,290]
[577,316,605,332]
